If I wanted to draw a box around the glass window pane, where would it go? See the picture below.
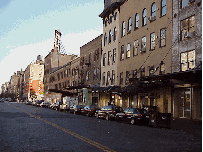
[162,7,166,16]
[189,16,195,32]
[182,0,188,8]
[162,0,166,7]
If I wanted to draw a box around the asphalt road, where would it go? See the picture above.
[0,102,201,152]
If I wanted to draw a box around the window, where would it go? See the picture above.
[61,72,63,79]
[120,45,125,60]
[135,14,139,29]
[104,33,107,46]
[103,53,106,66]
[151,3,156,17]
[181,16,195,40]
[102,72,105,85]
[142,9,147,26]
[109,30,112,43]
[113,27,117,41]
[140,67,145,77]
[126,43,131,58]
[181,50,195,71]
[132,69,137,78]
[160,61,165,74]
[161,0,166,16]
[114,12,117,20]
[128,17,132,32]
[150,32,156,50]
[86,71,90,81]
[122,21,125,37]
[181,0,188,8]
[160,28,166,47]
[112,48,116,64]
[133,40,139,56]
[141,36,146,49]
[120,72,123,85]
[125,71,130,85]
[149,66,154,76]
[106,71,110,85]
[105,19,107,27]
[112,70,115,84]
[108,51,111,65]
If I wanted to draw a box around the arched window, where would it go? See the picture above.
[122,21,125,37]
[104,33,107,46]
[161,0,166,16]
[135,14,139,29]
[109,30,112,43]
[113,27,117,41]
[128,17,132,32]
[142,9,147,26]
[151,3,156,17]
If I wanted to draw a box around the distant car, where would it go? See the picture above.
[59,103,70,112]
[40,102,50,108]
[36,100,44,107]
[80,105,100,117]
[115,108,149,125]
[96,105,123,121]
[25,101,32,105]
[69,105,84,114]
[55,101,63,111]
[50,103,56,109]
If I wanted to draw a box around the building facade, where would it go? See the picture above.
[171,0,202,119]
[79,34,102,106]
[24,56,44,101]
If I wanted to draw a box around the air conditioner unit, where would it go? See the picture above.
[189,0,195,3]
[184,31,194,38]
[140,48,146,53]
[148,16,156,21]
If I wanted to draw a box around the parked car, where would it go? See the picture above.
[55,101,63,111]
[31,101,37,106]
[36,100,44,107]
[40,102,50,108]
[25,101,32,105]
[49,103,56,109]
[59,103,69,112]
[115,108,149,125]
[96,105,123,121]
[81,105,100,117]
[69,105,75,113]
[69,105,84,114]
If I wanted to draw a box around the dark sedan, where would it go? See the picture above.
[96,105,123,121]
[80,105,100,117]
[115,108,149,125]
[69,105,84,114]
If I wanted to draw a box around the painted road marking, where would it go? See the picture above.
[9,104,116,152]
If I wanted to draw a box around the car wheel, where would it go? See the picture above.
[106,114,110,121]
[96,114,99,119]
[87,112,90,117]
[131,118,135,125]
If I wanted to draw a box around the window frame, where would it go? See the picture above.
[161,0,166,17]
[150,32,156,51]
[151,3,156,18]
[180,50,196,71]
[125,71,130,85]
[133,39,139,56]
[109,30,112,44]
[102,72,106,85]
[112,48,116,64]
[181,0,188,8]
[160,28,166,47]
[181,15,195,41]
[135,14,139,30]
[119,72,123,85]
[128,17,132,33]
[113,27,117,41]
[122,21,125,37]
[108,51,111,65]
[126,43,131,58]
[112,70,115,84]
[104,33,107,46]
[142,8,147,26]
[103,53,106,66]
[120,45,125,60]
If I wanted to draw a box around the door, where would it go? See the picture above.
[179,89,191,118]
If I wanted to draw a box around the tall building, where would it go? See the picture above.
[171,0,202,119]
[24,55,44,101]
[99,0,125,107]
[44,29,72,102]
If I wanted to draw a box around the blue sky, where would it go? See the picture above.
[0,0,103,86]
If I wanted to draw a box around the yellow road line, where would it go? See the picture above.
[10,104,116,152]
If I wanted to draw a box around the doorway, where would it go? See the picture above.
[179,89,191,118]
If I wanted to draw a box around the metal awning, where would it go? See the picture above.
[48,89,78,96]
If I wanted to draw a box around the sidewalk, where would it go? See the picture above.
[170,118,202,139]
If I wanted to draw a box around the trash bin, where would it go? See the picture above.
[149,112,172,128]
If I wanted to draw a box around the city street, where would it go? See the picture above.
[0,102,201,152]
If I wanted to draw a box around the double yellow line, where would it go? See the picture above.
[10,104,116,152]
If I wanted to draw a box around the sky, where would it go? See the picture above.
[0,0,103,86]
